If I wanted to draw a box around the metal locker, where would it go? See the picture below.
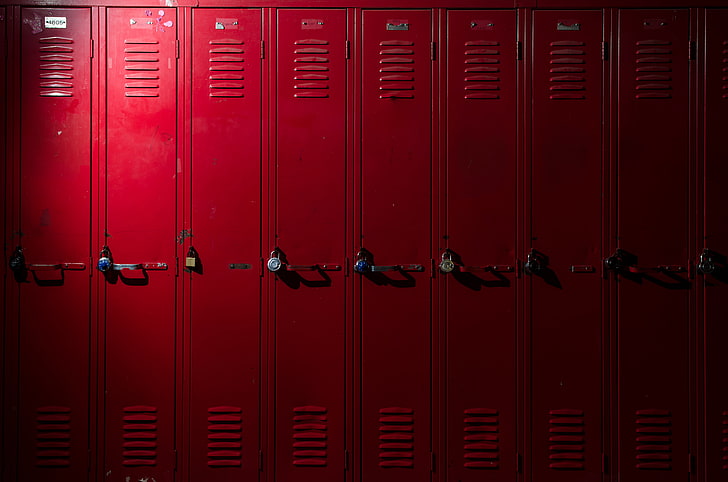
[702,8,728,481]
[529,10,605,481]
[8,8,93,482]
[271,9,348,482]
[357,9,433,482]
[441,9,518,481]
[103,7,178,482]
[612,9,691,481]
[188,9,262,482]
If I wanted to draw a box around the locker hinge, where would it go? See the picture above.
[259,258,265,277]
[175,39,180,59]
[259,450,264,471]
[345,257,350,277]
[87,449,91,471]
[175,257,180,277]
[344,449,350,470]
[602,453,608,473]
[430,258,435,278]
[346,40,351,59]
[90,39,94,58]
[173,449,178,470]
[689,453,695,473]
[517,453,523,473]
[601,41,609,61]
[431,42,436,61]
[516,41,523,61]
[689,41,696,61]
[430,452,436,472]
[261,40,265,59]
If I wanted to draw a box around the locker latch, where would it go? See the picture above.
[604,249,686,274]
[353,249,423,274]
[439,249,515,274]
[96,246,168,272]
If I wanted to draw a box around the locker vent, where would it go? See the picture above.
[379,40,415,99]
[209,39,245,98]
[124,39,160,97]
[721,41,728,100]
[634,40,673,99]
[463,408,499,469]
[549,41,587,100]
[122,405,158,466]
[36,406,71,467]
[293,406,328,466]
[293,39,330,98]
[463,40,500,100]
[379,407,414,468]
[38,36,74,97]
[722,411,728,469]
[635,409,672,470]
[548,409,585,469]
[207,406,242,467]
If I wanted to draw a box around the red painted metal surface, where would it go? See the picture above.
[702,8,728,481]
[12,8,92,481]
[442,9,518,481]
[272,8,348,482]
[103,7,178,482]
[615,9,691,481]
[529,9,604,481]
[357,9,433,482]
[188,8,262,482]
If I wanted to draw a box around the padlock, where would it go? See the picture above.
[9,246,26,272]
[185,246,198,268]
[353,251,371,273]
[267,250,283,272]
[97,246,113,272]
[439,250,456,273]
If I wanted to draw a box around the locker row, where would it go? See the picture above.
[1,4,727,482]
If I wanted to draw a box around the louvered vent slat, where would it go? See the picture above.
[122,406,158,466]
[635,40,673,99]
[379,39,416,99]
[36,407,71,467]
[463,41,500,100]
[549,409,585,469]
[38,38,74,97]
[463,408,499,468]
[209,42,244,97]
[635,409,672,470]
[294,38,330,98]
[549,42,586,100]
[293,406,328,466]
[207,406,242,467]
[379,407,414,467]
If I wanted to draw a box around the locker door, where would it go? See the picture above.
[11,8,92,481]
[272,9,347,482]
[443,10,517,481]
[104,8,177,482]
[703,8,728,480]
[358,9,432,482]
[529,10,604,481]
[189,9,261,482]
[614,9,691,481]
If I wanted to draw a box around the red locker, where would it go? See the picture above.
[702,8,728,481]
[271,9,348,482]
[613,9,691,481]
[103,7,178,482]
[357,9,433,482]
[529,10,604,481]
[442,9,518,481]
[9,8,92,481]
[188,9,262,482]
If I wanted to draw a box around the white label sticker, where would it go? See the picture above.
[45,17,67,29]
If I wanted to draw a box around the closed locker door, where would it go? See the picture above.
[189,9,261,482]
[529,10,604,481]
[702,8,728,480]
[10,7,92,481]
[358,9,432,482]
[272,9,347,482]
[614,9,691,480]
[104,8,177,482]
[442,10,517,481]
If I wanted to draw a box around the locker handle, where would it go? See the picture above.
[27,263,86,271]
[627,265,685,274]
[112,263,168,271]
[287,264,341,272]
[604,250,684,273]
[460,265,515,273]
[353,250,423,273]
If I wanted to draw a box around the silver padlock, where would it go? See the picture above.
[439,250,456,273]
[267,250,283,272]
